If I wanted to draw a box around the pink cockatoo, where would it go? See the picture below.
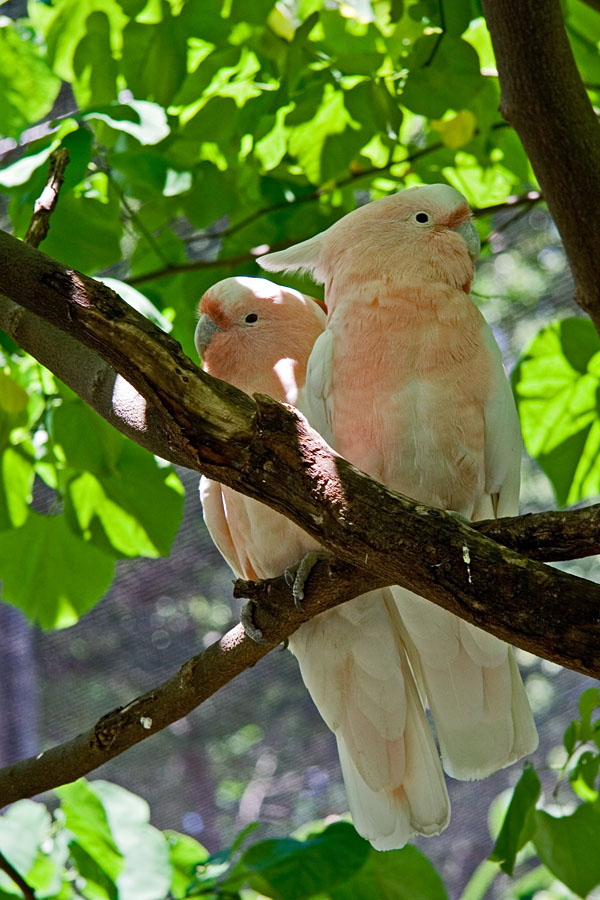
[258,183,538,783]
[195,275,451,850]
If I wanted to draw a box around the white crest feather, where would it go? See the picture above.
[257,233,325,280]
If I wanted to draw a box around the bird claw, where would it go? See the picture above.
[240,600,272,645]
[284,551,329,610]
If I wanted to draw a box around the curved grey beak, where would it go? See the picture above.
[194,314,222,359]
[454,220,480,263]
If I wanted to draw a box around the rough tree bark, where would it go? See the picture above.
[0,229,598,671]
[482,0,600,332]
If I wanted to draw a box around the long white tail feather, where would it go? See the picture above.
[391,585,538,780]
[288,589,450,846]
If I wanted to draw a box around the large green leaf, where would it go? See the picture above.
[121,14,187,106]
[0,24,60,140]
[489,766,541,875]
[0,446,34,531]
[38,176,123,273]
[165,831,209,900]
[330,844,449,900]
[0,512,115,628]
[533,803,600,898]
[401,36,483,119]
[53,397,184,558]
[512,317,600,505]
[0,801,51,893]
[91,782,172,900]
[29,0,127,86]
[229,822,370,899]
[57,780,124,883]
[72,10,119,106]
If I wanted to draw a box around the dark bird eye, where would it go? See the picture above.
[245,313,259,324]
[415,212,430,224]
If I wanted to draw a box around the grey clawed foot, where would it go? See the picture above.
[284,551,329,611]
[240,600,272,645]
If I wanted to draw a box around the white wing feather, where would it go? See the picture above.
[392,324,537,780]
[299,330,335,446]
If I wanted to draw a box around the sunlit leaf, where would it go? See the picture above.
[0,24,60,139]
[0,513,115,628]
[228,822,370,899]
[512,317,600,505]
[489,766,541,875]
[533,803,600,898]
[57,780,123,882]
[165,831,209,900]
[330,843,449,900]
[0,801,51,890]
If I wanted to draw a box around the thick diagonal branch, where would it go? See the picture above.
[482,0,600,332]
[1,230,599,671]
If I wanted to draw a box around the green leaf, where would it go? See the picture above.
[0,512,115,628]
[330,844,449,900]
[165,831,209,900]
[578,687,600,741]
[0,801,51,891]
[0,141,56,189]
[121,15,187,106]
[0,371,29,414]
[401,37,483,118]
[230,822,370,899]
[29,0,127,84]
[181,163,238,229]
[69,841,119,900]
[72,10,119,106]
[57,781,123,883]
[570,751,600,802]
[37,176,123,273]
[512,317,600,506]
[489,766,541,875]
[0,446,34,530]
[533,802,600,898]
[53,398,123,477]
[54,398,184,558]
[441,0,472,36]
[83,101,170,145]
[91,782,172,900]
[287,84,361,184]
[564,720,579,755]
[0,24,61,139]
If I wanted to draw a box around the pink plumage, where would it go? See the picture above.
[195,274,451,849]
[259,183,538,784]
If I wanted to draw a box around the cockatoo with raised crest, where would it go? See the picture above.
[195,275,451,850]
[258,183,538,784]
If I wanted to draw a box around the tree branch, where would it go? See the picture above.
[1,496,598,805]
[0,230,599,662]
[0,851,35,900]
[1,231,600,803]
[482,0,600,332]
[23,148,70,250]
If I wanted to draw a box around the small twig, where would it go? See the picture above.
[109,171,174,269]
[481,196,540,247]
[424,0,445,66]
[0,850,35,900]
[472,190,543,219]
[24,148,70,249]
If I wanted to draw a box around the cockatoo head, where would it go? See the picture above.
[195,276,325,402]
[258,184,479,298]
